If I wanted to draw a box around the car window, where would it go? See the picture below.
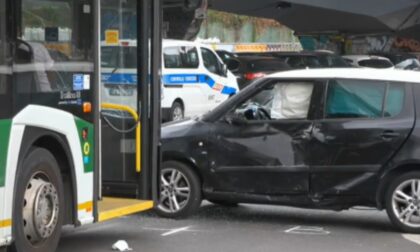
[163,46,199,69]
[201,47,221,75]
[384,83,405,117]
[318,55,349,67]
[248,59,289,72]
[358,59,393,68]
[326,79,386,119]
[233,82,314,121]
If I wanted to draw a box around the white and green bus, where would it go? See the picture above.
[0,0,189,251]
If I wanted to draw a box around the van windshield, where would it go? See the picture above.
[101,46,138,69]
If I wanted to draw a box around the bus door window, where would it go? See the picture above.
[100,0,140,184]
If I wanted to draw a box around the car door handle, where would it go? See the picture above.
[381,131,400,139]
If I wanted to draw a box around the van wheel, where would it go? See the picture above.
[156,161,201,218]
[170,102,184,121]
[386,172,420,233]
[11,148,64,252]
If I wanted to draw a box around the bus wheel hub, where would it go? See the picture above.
[23,176,59,244]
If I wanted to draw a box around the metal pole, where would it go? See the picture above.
[150,0,162,203]
[138,0,150,199]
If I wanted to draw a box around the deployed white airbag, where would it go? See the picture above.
[271,82,314,119]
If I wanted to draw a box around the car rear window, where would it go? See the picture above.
[358,59,393,68]
[326,80,405,119]
[248,59,289,72]
[286,56,322,68]
[318,55,350,68]
[384,83,405,117]
[326,79,386,119]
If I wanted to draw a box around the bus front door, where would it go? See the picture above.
[98,0,160,218]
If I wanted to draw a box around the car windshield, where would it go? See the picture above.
[232,81,314,121]
[101,46,138,69]
[318,54,350,67]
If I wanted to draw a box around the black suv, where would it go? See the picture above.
[158,68,420,233]
[240,51,351,69]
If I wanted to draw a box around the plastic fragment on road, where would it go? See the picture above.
[112,240,133,251]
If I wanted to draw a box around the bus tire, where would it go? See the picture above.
[156,161,201,218]
[11,148,64,252]
[170,101,184,121]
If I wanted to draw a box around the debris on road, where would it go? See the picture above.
[112,240,133,251]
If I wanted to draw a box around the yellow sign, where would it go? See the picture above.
[83,142,90,156]
[105,30,119,45]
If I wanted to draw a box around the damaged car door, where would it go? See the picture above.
[207,80,323,196]
[310,79,415,200]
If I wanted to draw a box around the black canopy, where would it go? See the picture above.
[209,0,420,38]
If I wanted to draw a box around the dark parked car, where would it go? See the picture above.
[371,52,418,66]
[239,51,351,69]
[230,55,291,89]
[158,68,420,233]
[215,49,238,64]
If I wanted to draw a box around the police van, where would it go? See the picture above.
[101,39,239,121]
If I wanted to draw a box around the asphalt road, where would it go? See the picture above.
[58,202,420,252]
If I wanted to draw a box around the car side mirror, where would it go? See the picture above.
[226,59,240,72]
[224,113,247,125]
[221,64,228,77]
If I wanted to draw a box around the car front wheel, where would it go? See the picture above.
[386,172,420,233]
[156,161,201,218]
[170,102,184,121]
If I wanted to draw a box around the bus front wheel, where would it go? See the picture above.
[11,148,64,252]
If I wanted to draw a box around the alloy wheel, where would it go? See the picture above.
[158,168,191,213]
[172,107,184,121]
[392,179,420,228]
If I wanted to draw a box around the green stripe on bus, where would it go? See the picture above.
[0,120,12,187]
[75,118,94,173]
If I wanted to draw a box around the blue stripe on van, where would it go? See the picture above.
[101,73,237,95]
[102,73,137,85]
[162,74,237,95]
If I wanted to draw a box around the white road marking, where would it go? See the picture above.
[285,226,330,235]
[161,226,191,237]
[402,234,420,246]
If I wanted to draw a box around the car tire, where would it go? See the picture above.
[156,161,201,218]
[10,148,64,252]
[385,171,420,233]
[208,200,239,207]
[170,101,184,121]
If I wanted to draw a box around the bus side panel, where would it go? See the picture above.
[0,120,12,246]
[1,124,24,246]
[3,105,95,243]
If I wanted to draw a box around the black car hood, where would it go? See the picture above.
[161,118,202,140]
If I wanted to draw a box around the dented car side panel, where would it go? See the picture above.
[309,82,415,204]
[161,78,419,210]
